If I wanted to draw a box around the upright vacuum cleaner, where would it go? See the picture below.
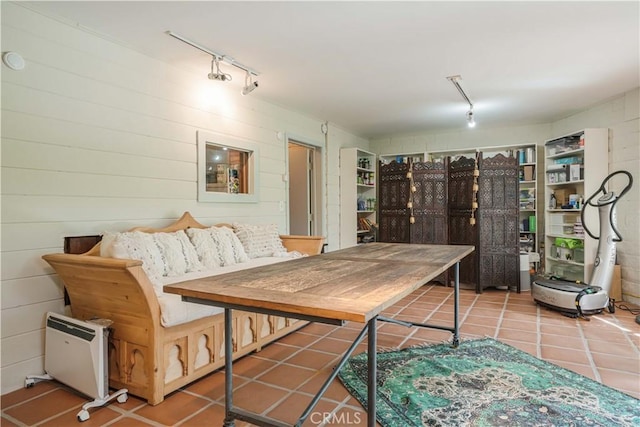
[532,170,633,318]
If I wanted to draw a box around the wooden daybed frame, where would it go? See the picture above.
[42,212,324,405]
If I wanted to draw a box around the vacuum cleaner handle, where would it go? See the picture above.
[581,170,633,241]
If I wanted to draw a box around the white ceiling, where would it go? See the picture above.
[25,1,640,138]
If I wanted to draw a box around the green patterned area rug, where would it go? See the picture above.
[338,338,639,426]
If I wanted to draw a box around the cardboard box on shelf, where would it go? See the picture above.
[523,165,535,181]
[553,187,577,206]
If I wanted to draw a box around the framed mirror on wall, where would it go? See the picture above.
[197,131,259,203]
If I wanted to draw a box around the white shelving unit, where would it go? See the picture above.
[517,145,538,257]
[543,129,608,282]
[340,148,377,248]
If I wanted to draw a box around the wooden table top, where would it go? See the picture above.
[164,243,474,324]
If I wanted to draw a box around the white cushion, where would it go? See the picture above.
[101,230,203,279]
[156,293,224,329]
[157,256,293,327]
[101,231,165,283]
[153,231,203,276]
[232,223,287,258]
[186,227,249,268]
[185,228,223,269]
[217,226,250,264]
[99,227,299,327]
[174,230,204,273]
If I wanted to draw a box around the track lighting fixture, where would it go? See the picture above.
[467,109,476,128]
[167,31,259,92]
[447,75,476,128]
[208,56,232,81]
[241,70,258,96]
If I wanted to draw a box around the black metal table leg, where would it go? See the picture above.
[367,315,377,427]
[453,261,460,347]
[223,308,235,427]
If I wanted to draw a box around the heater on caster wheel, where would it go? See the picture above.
[25,312,128,421]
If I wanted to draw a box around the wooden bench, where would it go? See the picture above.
[43,212,323,405]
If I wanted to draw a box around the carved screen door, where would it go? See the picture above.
[447,156,478,287]
[412,160,449,284]
[379,154,519,293]
[378,161,411,243]
[477,153,520,292]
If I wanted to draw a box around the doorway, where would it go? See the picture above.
[288,140,322,236]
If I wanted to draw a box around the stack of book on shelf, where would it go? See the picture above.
[358,217,375,232]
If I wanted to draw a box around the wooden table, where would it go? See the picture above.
[165,242,474,427]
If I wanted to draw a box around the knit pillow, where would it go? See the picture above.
[216,226,250,264]
[185,228,223,269]
[101,231,165,281]
[232,223,287,258]
[153,231,203,276]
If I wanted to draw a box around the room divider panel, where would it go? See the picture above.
[378,161,411,243]
[447,156,479,289]
[411,160,449,245]
[378,159,449,285]
[379,153,520,293]
[477,153,520,292]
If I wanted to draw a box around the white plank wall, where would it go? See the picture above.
[0,3,369,394]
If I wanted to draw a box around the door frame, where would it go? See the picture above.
[285,134,325,237]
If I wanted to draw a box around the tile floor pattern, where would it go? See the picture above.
[2,286,639,426]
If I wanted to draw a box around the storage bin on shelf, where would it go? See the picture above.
[550,237,584,264]
[548,212,581,235]
[555,237,583,249]
[550,263,584,281]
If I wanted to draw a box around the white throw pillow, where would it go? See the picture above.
[217,226,249,263]
[153,232,187,276]
[99,231,118,258]
[208,227,236,266]
[173,230,204,273]
[152,231,204,276]
[103,231,165,281]
[186,227,249,267]
[185,228,223,269]
[232,223,287,258]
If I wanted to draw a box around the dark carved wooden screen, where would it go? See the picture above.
[411,160,449,245]
[448,156,478,287]
[412,160,449,285]
[477,153,520,292]
[378,161,410,243]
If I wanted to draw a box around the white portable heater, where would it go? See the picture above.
[25,312,127,422]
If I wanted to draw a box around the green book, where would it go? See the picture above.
[529,216,536,232]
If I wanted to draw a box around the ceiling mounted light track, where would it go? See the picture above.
[447,75,476,128]
[167,31,259,94]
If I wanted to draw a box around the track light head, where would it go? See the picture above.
[241,70,258,96]
[241,81,258,96]
[208,72,231,81]
[208,56,232,82]
[467,110,476,128]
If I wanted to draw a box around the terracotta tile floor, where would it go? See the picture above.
[2,286,639,426]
